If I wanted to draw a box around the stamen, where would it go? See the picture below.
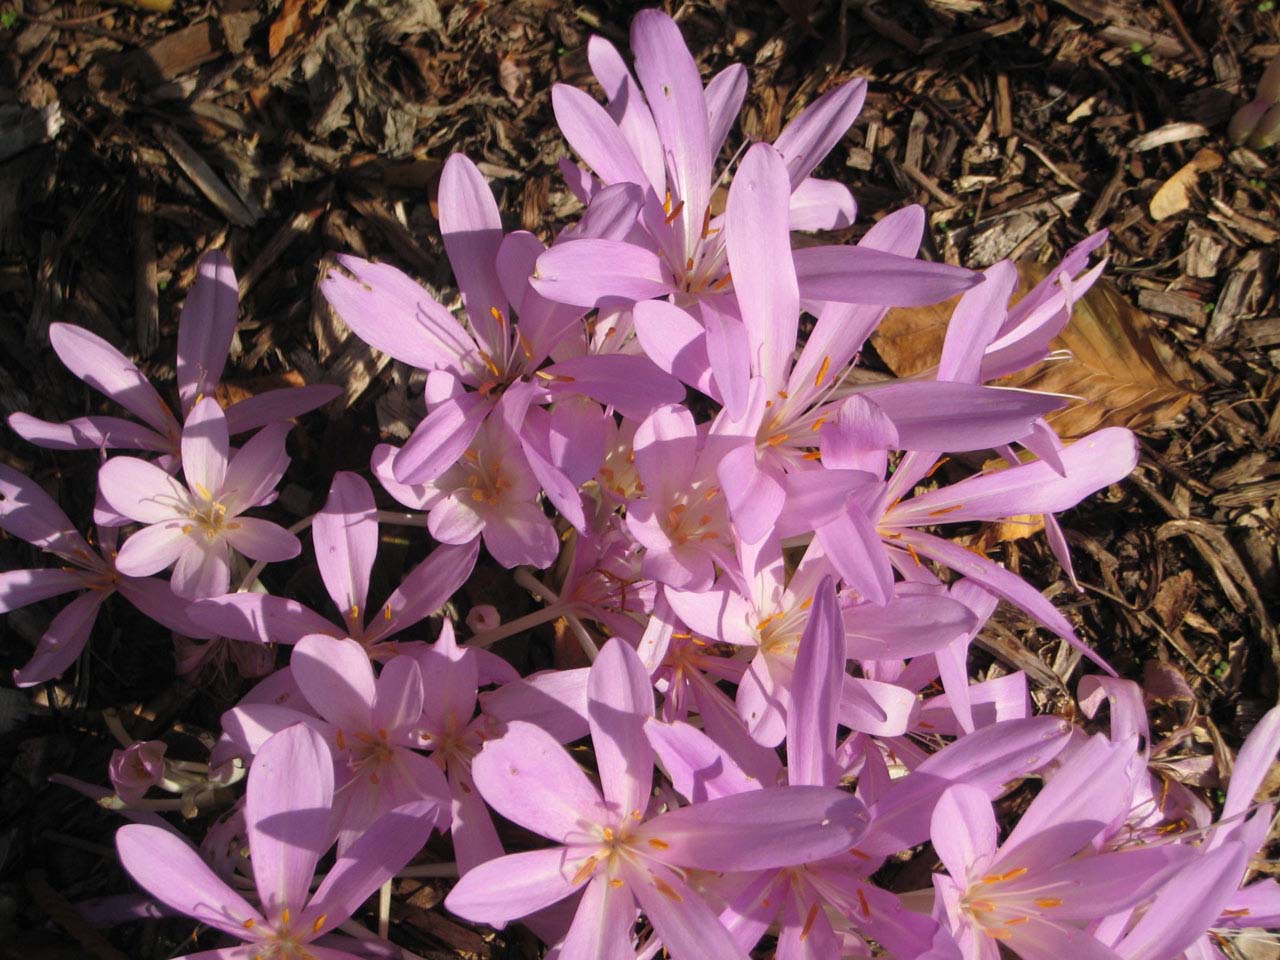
[312,914,327,932]
[800,902,820,940]
[571,856,599,885]
[652,875,683,903]
[336,730,346,750]
[384,604,393,621]
[927,504,965,517]
[766,432,789,446]
[490,306,506,326]
[602,827,615,842]
[664,200,685,225]
[281,908,291,927]
[856,888,870,918]
[712,272,733,291]
[663,191,672,216]
[906,543,923,567]
[349,604,360,623]
[925,456,951,478]
[194,483,213,501]
[1035,898,1063,909]
[609,878,624,888]
[814,355,832,387]
[243,919,256,929]
[647,838,670,850]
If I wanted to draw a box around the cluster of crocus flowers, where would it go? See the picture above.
[4,8,1279,960]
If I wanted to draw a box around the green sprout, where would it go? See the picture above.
[0,10,17,29]
[1129,41,1145,54]
[1260,0,1275,12]
[1141,52,1154,66]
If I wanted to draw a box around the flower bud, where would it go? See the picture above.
[466,604,501,633]
[1247,101,1280,149]
[109,740,167,803]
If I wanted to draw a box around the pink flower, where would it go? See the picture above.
[98,397,300,598]
[116,723,438,960]
[109,741,167,804]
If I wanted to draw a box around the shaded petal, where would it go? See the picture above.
[114,521,191,577]
[559,873,638,960]
[49,323,175,435]
[427,492,485,546]
[177,250,238,413]
[843,592,977,660]
[532,239,675,307]
[116,824,265,938]
[478,668,591,745]
[701,300,752,418]
[393,392,493,486]
[998,734,1134,867]
[792,246,980,306]
[222,385,342,436]
[1005,918,1123,960]
[223,518,300,563]
[897,529,1113,674]
[292,635,377,730]
[587,36,664,193]
[1222,702,1280,823]
[246,724,335,917]
[773,78,867,187]
[445,846,586,925]
[8,412,171,452]
[471,720,608,841]
[930,783,998,882]
[815,502,894,607]
[627,862,748,960]
[718,445,785,546]
[787,576,843,787]
[313,472,377,619]
[638,785,866,871]
[889,428,1139,526]
[787,177,856,231]
[182,398,230,497]
[439,154,507,353]
[97,458,190,524]
[367,539,478,644]
[839,676,919,737]
[12,590,106,687]
[726,143,798,394]
[0,567,84,613]
[190,593,340,645]
[169,539,229,599]
[482,500,560,570]
[644,717,756,803]
[304,801,440,937]
[545,353,686,420]
[320,255,473,374]
[863,381,1065,452]
[632,403,695,504]
[372,656,424,736]
[938,260,1018,384]
[862,716,1072,856]
[0,463,92,558]
[705,63,747,157]
[221,422,292,512]
[588,637,656,818]
[552,83,653,189]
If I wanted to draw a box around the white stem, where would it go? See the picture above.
[465,603,568,649]
[375,510,431,527]
[378,878,391,940]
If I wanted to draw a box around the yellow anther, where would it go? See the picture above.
[652,875,683,903]
[281,908,291,927]
[766,432,789,446]
[1035,898,1063,909]
[602,826,616,842]
[609,878,624,888]
[243,918,256,929]
[800,596,814,610]
[647,838,670,850]
[857,888,871,918]
[927,504,965,517]
[181,524,193,535]
[800,902,820,940]
[713,271,733,291]
[810,416,828,432]
[490,306,506,326]
[336,730,346,750]
[814,355,832,387]
[570,855,599,884]
[1007,917,1029,926]
[349,604,360,623]
[663,191,672,216]
[312,914,327,933]
[384,604,393,621]
[985,927,1011,940]
[194,483,213,501]
[664,200,685,225]
[685,256,695,272]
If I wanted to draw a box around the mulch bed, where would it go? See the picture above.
[1,0,1277,956]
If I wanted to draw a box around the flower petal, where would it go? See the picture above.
[393,392,493,486]
[116,824,264,938]
[470,720,608,842]
[12,590,106,687]
[221,422,292,512]
[532,239,675,307]
[0,567,84,613]
[588,637,656,819]
[930,783,998,882]
[312,472,377,620]
[222,385,341,435]
[115,521,192,577]
[190,593,339,645]
[559,873,638,960]
[627,862,748,960]
[182,398,230,498]
[246,724,335,917]
[445,846,586,925]
[177,250,238,414]
[96,458,190,525]
[292,635,376,731]
[49,323,175,435]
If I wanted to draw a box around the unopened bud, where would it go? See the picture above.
[1247,101,1280,149]
[108,740,167,804]
[466,604,500,633]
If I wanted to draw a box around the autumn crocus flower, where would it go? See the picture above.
[9,250,338,459]
[117,723,439,960]
[930,735,1190,960]
[445,637,868,959]
[98,397,300,599]
[1,463,211,686]
[191,471,478,658]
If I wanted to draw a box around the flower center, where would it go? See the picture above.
[183,488,237,541]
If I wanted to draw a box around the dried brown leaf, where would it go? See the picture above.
[872,263,1205,440]
[1149,147,1222,221]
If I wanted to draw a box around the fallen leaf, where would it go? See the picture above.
[214,370,308,408]
[497,54,527,106]
[1149,147,1222,221]
[269,0,322,58]
[872,263,1204,441]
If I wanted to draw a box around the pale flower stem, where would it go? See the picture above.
[513,565,559,603]
[375,509,431,527]
[567,612,600,663]
[378,878,391,940]
[235,513,315,591]
[465,603,568,649]
[509,568,599,661]
[396,862,460,879]
[102,709,134,748]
